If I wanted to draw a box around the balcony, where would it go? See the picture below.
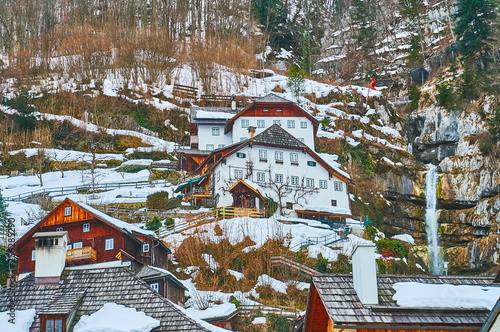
[66,247,97,264]
[184,186,212,203]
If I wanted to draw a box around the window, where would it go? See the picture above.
[290,153,298,164]
[298,138,305,143]
[286,202,293,209]
[306,178,314,188]
[307,161,317,167]
[234,169,243,179]
[45,318,63,332]
[273,120,281,126]
[73,242,83,249]
[105,238,114,250]
[331,200,337,206]
[275,174,283,183]
[320,180,327,189]
[151,282,159,292]
[216,172,220,182]
[236,152,246,158]
[218,144,225,149]
[275,151,283,162]
[67,244,72,250]
[263,109,269,112]
[334,181,343,191]
[276,109,282,112]
[212,127,220,136]
[301,121,308,129]
[206,144,214,151]
[241,119,249,128]
[56,227,63,232]
[240,137,246,142]
[83,223,90,233]
[287,120,295,128]
[291,176,299,185]
[259,149,267,161]
[257,172,265,182]
[257,120,265,128]
[64,206,72,217]
[143,243,150,252]
[31,250,36,261]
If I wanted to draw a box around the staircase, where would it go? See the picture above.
[270,255,322,277]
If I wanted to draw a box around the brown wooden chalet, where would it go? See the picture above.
[303,244,499,332]
[304,274,498,332]
[136,265,187,307]
[15,198,171,274]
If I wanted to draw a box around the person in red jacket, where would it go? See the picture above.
[370,77,376,90]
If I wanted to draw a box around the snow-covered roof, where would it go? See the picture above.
[78,202,158,238]
[195,110,235,120]
[185,303,237,321]
[73,303,160,332]
[0,308,36,332]
[300,205,352,216]
[393,282,500,310]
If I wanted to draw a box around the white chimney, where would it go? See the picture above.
[33,231,69,284]
[352,243,379,305]
[231,95,237,111]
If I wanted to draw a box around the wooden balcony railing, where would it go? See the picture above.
[66,247,97,263]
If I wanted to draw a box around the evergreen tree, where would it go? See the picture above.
[286,65,306,100]
[3,88,36,132]
[351,0,378,51]
[453,0,497,62]
[408,84,421,110]
[458,65,479,101]
[146,216,162,232]
[0,192,10,243]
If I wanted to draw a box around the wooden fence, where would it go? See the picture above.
[173,83,198,99]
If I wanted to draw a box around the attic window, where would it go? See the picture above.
[64,206,72,217]
[43,317,64,332]
[83,223,90,233]
[143,243,150,253]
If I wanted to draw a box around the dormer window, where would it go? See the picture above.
[143,243,150,253]
[41,315,65,332]
[64,206,72,217]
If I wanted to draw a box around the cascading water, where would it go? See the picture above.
[425,164,443,275]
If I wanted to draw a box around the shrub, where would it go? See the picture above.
[376,238,409,258]
[146,216,162,231]
[330,254,352,273]
[146,191,169,209]
[164,217,175,227]
[489,106,500,143]
[116,165,149,173]
[214,224,223,236]
[365,224,378,241]
[266,313,291,332]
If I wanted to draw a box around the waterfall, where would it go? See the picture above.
[425,164,443,275]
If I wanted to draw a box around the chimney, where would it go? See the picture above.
[33,231,69,284]
[231,95,237,111]
[352,244,378,305]
[248,126,256,139]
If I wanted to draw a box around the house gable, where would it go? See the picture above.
[224,94,319,135]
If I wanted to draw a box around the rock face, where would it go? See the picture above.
[400,99,500,274]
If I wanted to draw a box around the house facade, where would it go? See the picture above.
[193,125,352,219]
[15,198,171,274]
[177,93,319,173]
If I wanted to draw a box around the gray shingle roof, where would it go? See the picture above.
[255,93,292,103]
[0,267,224,331]
[250,124,307,149]
[312,274,497,326]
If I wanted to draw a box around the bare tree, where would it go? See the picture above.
[260,167,319,216]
